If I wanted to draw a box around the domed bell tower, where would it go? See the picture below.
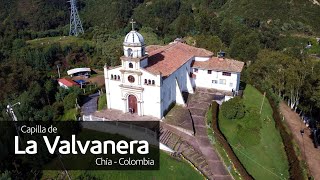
[123,19,146,58]
[121,19,148,70]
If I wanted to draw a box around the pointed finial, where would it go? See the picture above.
[130,19,136,31]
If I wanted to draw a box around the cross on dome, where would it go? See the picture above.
[130,19,136,31]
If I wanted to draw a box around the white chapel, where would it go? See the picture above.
[104,25,244,119]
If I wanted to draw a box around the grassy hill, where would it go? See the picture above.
[26,36,93,48]
[219,85,290,180]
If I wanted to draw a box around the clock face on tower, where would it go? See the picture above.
[128,75,135,83]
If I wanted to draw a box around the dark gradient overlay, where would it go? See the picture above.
[0,121,159,170]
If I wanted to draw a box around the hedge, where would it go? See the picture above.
[210,101,253,180]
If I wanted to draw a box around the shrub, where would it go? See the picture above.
[221,97,246,120]
[63,93,78,111]
[207,101,218,126]
[236,124,261,147]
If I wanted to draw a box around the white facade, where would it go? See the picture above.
[104,31,243,119]
[192,68,240,92]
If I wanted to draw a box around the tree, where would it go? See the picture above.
[44,80,57,105]
[230,32,260,62]
[0,171,11,180]
[248,50,312,112]
[221,97,246,120]
[194,35,225,53]
[63,92,78,111]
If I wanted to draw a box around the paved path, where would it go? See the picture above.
[81,92,99,115]
[161,89,232,180]
[279,102,320,179]
[188,90,232,180]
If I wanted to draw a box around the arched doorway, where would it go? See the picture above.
[128,95,137,114]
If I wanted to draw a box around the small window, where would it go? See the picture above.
[208,70,212,74]
[229,83,233,87]
[129,62,133,68]
[152,80,155,85]
[111,75,114,80]
[117,75,120,80]
[194,68,198,73]
[128,75,135,83]
[144,79,147,84]
[148,80,151,84]
[219,79,226,85]
[212,80,218,84]
[222,72,231,76]
[127,48,132,57]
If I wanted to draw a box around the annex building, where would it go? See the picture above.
[104,28,244,119]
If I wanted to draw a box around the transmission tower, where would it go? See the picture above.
[69,0,84,36]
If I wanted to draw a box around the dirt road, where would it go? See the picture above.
[279,102,320,179]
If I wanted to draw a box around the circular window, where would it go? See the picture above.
[128,75,135,83]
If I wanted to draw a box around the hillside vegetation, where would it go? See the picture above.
[221,0,320,33]
[1,1,320,178]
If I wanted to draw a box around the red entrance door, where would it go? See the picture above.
[128,95,137,114]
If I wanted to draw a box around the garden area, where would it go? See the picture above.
[218,85,289,180]
[63,152,204,180]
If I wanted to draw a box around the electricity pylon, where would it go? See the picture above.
[69,0,84,36]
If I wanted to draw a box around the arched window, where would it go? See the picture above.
[128,75,135,83]
[111,74,114,80]
[152,80,155,85]
[148,80,151,84]
[127,48,132,57]
[144,79,147,84]
[117,75,120,80]
[129,62,133,68]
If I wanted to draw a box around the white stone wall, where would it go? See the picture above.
[104,66,163,119]
[123,46,145,58]
[140,58,148,68]
[193,68,240,91]
[194,56,210,62]
[160,58,194,116]
[140,69,161,118]
[105,67,123,111]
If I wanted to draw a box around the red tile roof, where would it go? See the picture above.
[145,42,213,77]
[192,57,244,73]
[58,78,79,87]
[146,45,163,53]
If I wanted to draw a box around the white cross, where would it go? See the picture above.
[130,19,136,31]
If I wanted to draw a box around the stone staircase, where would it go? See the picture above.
[159,126,214,179]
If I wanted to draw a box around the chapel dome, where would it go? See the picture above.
[123,30,145,46]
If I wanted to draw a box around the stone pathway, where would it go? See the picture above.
[81,92,99,115]
[161,89,232,180]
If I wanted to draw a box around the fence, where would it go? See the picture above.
[81,115,158,145]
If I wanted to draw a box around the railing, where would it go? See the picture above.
[81,115,158,143]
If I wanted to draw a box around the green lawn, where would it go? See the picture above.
[26,36,93,48]
[219,85,289,180]
[61,108,79,121]
[43,152,203,180]
[98,94,107,111]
